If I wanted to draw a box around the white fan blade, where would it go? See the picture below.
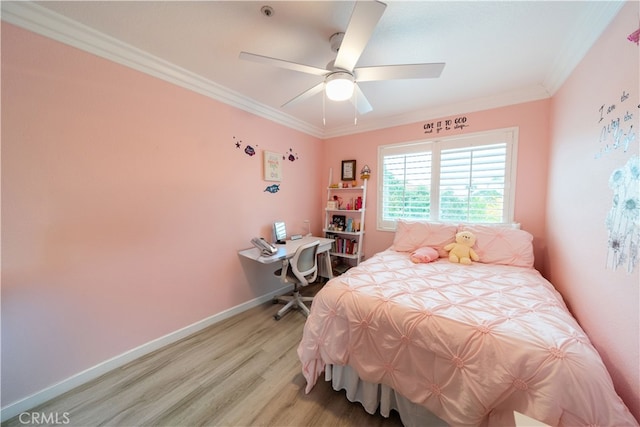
[334,1,387,72]
[352,84,373,114]
[355,63,446,82]
[281,82,325,107]
[239,52,329,76]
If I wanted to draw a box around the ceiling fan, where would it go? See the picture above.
[239,0,445,115]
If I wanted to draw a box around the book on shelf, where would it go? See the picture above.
[327,233,358,255]
[345,217,353,232]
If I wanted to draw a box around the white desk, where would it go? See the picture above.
[238,236,334,279]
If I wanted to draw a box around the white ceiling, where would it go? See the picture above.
[4,1,624,138]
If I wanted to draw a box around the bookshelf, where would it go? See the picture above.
[324,178,367,274]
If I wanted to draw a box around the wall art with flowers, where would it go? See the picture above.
[606,155,640,273]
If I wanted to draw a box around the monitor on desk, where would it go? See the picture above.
[273,221,287,244]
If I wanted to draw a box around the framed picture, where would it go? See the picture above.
[332,215,346,230]
[341,160,356,181]
[264,151,282,182]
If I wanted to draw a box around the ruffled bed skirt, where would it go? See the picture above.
[326,365,447,427]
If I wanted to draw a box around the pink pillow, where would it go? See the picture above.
[392,220,458,257]
[410,246,439,263]
[459,224,534,268]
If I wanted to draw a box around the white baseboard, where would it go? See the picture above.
[0,285,292,422]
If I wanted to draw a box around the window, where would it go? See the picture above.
[377,128,517,230]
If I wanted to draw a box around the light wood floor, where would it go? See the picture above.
[3,284,403,427]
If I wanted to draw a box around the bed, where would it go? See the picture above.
[297,221,637,426]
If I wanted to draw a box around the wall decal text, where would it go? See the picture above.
[595,90,636,159]
[423,116,469,134]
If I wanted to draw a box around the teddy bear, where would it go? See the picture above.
[444,231,480,265]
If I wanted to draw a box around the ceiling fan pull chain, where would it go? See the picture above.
[322,87,326,126]
[239,1,444,125]
[354,88,358,125]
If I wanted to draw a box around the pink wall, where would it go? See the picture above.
[323,99,551,273]
[1,24,323,406]
[3,2,638,419]
[546,1,639,420]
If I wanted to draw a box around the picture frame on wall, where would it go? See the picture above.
[341,160,356,181]
[264,151,282,182]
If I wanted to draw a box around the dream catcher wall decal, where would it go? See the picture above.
[606,155,640,273]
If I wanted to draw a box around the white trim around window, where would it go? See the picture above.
[377,127,519,231]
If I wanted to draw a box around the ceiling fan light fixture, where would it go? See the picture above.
[325,72,355,101]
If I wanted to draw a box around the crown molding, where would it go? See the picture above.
[1,1,325,138]
[324,84,551,138]
[542,1,625,95]
[2,1,622,140]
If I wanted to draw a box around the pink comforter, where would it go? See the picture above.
[298,249,637,426]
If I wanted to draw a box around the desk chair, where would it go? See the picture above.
[273,240,320,320]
